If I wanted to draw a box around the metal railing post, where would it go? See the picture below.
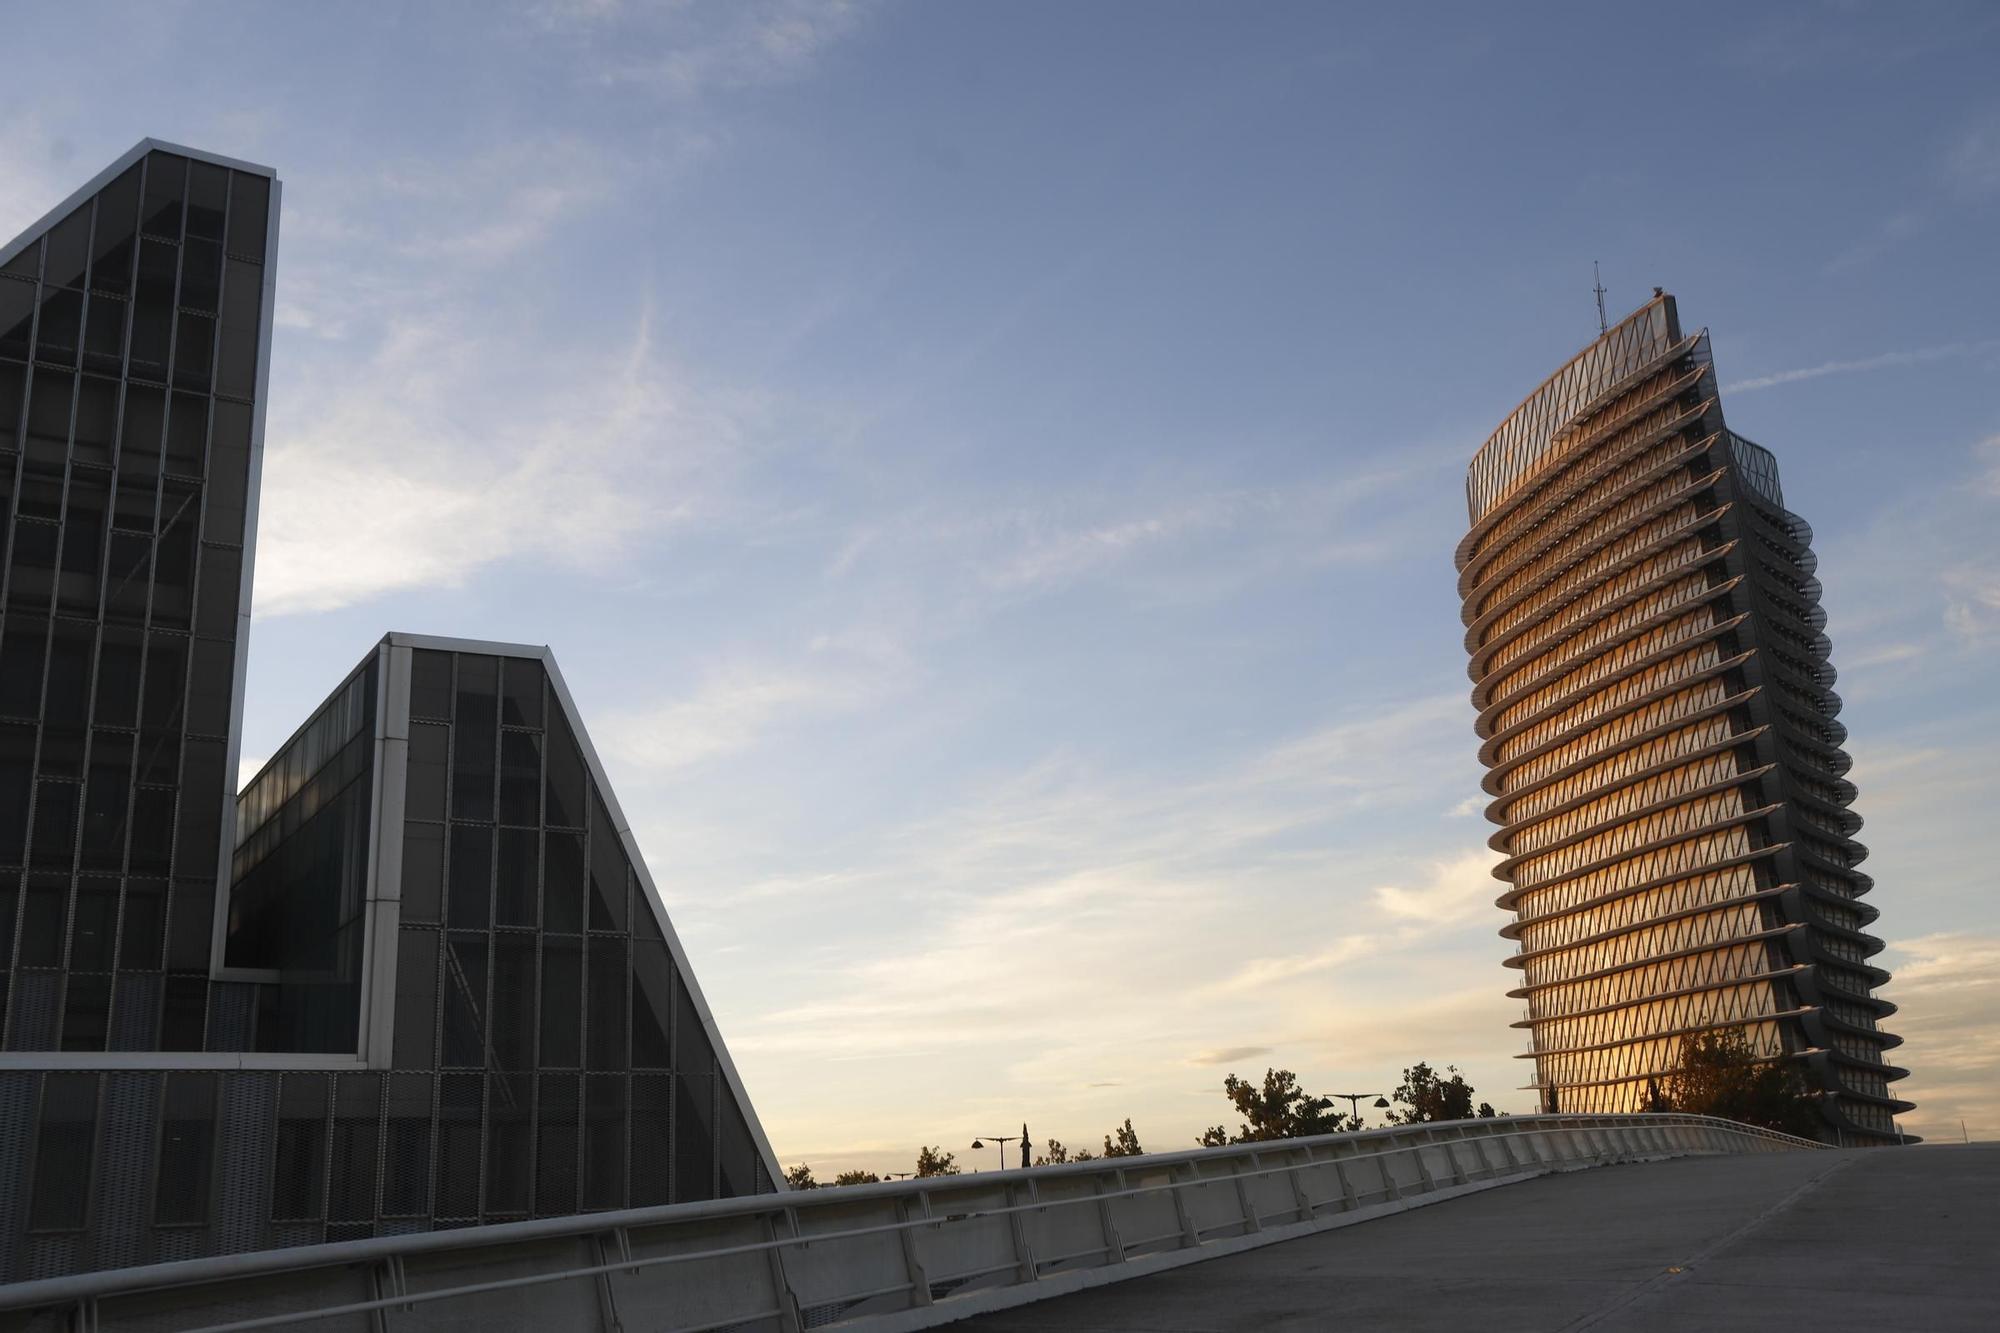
[897,1192,936,1309]
[1413,1129,1438,1191]
[1007,1180,1041,1285]
[1235,1154,1264,1234]
[764,1208,805,1333]
[1169,1163,1202,1249]
[1493,1122,1521,1172]
[1379,1136,1404,1202]
[591,1229,625,1333]
[1285,1149,1316,1223]
[1332,1147,1359,1211]
[1095,1173,1127,1267]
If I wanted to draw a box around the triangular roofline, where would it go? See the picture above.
[0,136,277,272]
[380,632,788,1191]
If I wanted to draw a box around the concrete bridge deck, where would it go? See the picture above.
[958,1144,1998,1332]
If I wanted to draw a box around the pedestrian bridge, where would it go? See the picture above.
[6,1115,1984,1332]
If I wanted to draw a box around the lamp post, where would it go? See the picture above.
[1332,1093,1392,1125]
[969,1134,1020,1172]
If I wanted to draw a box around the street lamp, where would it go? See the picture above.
[1332,1093,1392,1124]
[970,1134,1020,1172]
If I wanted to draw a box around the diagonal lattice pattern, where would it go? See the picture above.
[1456,294,1910,1141]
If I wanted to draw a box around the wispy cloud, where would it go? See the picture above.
[1824,210,1925,274]
[1946,109,2000,194]
[256,301,754,614]
[600,632,908,771]
[1723,340,2000,394]
[706,694,1514,1162]
[1372,849,1501,922]
[537,0,873,98]
[1188,1045,1273,1066]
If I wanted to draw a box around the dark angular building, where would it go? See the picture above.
[1,143,778,1282]
[1455,293,1911,1144]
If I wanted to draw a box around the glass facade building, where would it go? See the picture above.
[0,145,777,1283]
[1457,293,1910,1144]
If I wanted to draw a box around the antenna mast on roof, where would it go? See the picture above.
[1593,261,1609,336]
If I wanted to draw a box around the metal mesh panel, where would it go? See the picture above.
[109,971,161,1049]
[206,978,256,1050]
[0,1072,35,1276]
[381,1072,432,1218]
[630,1074,671,1206]
[23,1232,83,1283]
[95,1072,162,1272]
[435,1072,482,1219]
[327,1073,381,1225]
[9,970,59,1048]
[273,1072,329,1224]
[218,1072,277,1254]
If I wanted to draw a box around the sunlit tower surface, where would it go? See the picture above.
[1454,293,1911,1143]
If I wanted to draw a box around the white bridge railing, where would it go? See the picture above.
[0,1113,1821,1332]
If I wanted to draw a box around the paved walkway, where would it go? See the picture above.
[956,1144,1998,1332]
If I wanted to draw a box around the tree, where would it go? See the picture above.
[915,1145,960,1178]
[1212,1068,1350,1143]
[832,1169,881,1186]
[1197,1125,1230,1148]
[784,1162,819,1190]
[1389,1062,1488,1124]
[1033,1137,1103,1165]
[1101,1118,1144,1157]
[1652,1029,1821,1138]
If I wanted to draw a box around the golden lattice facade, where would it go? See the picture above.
[1456,294,1910,1143]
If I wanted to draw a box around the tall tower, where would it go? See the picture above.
[1455,293,1910,1144]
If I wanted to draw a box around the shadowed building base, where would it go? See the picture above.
[958,1145,1998,1332]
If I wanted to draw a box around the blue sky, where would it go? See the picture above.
[5,0,1996,1166]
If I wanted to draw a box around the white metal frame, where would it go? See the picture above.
[0,1113,1823,1332]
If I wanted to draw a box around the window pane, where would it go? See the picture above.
[499,730,540,827]
[155,1072,217,1225]
[539,937,581,1069]
[441,933,487,1068]
[588,799,626,933]
[632,941,673,1069]
[30,1073,98,1230]
[273,1074,329,1222]
[535,1074,579,1215]
[543,831,584,933]
[409,649,452,720]
[491,934,536,1071]
[543,710,585,829]
[583,1074,626,1210]
[451,656,497,821]
[448,823,492,930]
[587,937,626,1070]
[501,659,543,728]
[496,826,538,928]
[392,928,439,1069]
[400,822,444,923]
[406,723,448,822]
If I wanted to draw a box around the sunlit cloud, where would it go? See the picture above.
[1875,932,2000,1142]
[1372,849,1502,923]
